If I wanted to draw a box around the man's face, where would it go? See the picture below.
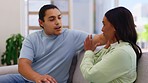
[39,8,62,35]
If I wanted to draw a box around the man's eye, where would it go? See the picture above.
[49,19,54,21]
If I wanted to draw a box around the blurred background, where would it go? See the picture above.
[0,0,148,66]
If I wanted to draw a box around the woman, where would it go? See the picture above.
[80,7,142,83]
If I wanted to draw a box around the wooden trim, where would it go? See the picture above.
[29,12,38,15]
[29,11,69,15]
[51,0,68,2]
[28,25,69,30]
[61,11,69,15]
[68,0,72,28]
[29,0,50,1]
[63,25,69,28]
[29,26,42,30]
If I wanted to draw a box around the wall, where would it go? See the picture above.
[0,0,21,66]
[73,0,94,33]
[0,0,116,66]
[95,0,115,33]
[0,0,94,66]
[73,0,115,34]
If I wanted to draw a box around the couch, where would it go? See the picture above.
[0,51,148,83]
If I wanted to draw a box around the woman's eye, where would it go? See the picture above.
[58,16,62,19]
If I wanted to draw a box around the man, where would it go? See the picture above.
[0,4,105,83]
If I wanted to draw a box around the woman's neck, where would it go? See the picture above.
[110,38,117,44]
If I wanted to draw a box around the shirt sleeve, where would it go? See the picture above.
[19,35,35,61]
[72,30,89,52]
[80,48,133,83]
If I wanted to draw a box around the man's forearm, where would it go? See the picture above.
[93,34,107,45]
[18,58,41,82]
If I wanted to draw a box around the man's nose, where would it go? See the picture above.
[55,19,60,25]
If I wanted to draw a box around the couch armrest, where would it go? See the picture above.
[0,65,18,75]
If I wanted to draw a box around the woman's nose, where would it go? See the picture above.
[101,27,104,32]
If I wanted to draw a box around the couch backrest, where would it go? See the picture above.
[135,52,148,83]
[0,51,147,83]
[72,51,89,83]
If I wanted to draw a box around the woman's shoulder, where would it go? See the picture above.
[113,41,136,56]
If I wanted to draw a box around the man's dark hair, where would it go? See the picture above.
[39,4,60,22]
[105,7,142,65]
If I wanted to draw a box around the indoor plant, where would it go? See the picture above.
[1,34,24,65]
[142,24,148,41]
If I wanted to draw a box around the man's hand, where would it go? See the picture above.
[84,35,100,51]
[18,58,57,83]
[35,74,57,83]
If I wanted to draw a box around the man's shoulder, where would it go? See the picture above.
[26,30,43,40]
[29,30,42,36]
[63,28,88,35]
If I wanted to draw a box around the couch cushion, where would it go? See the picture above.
[72,51,89,83]
[72,51,148,83]
[136,52,148,83]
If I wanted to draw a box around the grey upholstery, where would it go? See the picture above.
[135,52,148,83]
[0,65,18,75]
[72,51,89,83]
[0,52,148,83]
[72,51,148,83]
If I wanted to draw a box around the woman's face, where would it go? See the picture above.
[101,16,116,42]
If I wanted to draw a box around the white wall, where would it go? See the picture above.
[0,0,21,66]
[0,0,115,66]
[73,0,94,33]
[95,0,115,33]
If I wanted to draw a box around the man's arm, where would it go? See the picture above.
[93,33,107,46]
[18,58,57,83]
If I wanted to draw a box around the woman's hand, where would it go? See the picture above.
[104,41,111,49]
[84,35,100,51]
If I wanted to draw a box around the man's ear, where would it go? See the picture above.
[38,19,43,27]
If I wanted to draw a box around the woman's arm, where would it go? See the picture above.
[80,48,133,83]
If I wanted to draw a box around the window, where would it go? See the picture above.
[23,0,148,51]
[25,0,72,35]
[118,0,148,52]
[94,0,116,34]
[28,0,51,34]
